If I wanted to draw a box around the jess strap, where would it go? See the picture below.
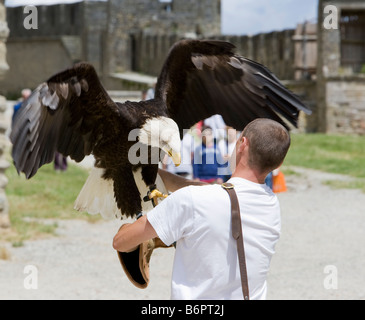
[222,183,250,300]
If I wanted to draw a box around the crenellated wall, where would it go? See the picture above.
[119,29,296,80]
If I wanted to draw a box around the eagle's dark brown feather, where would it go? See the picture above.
[156,39,311,136]
[10,63,158,218]
[11,63,122,179]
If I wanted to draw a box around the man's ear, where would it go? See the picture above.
[238,137,248,153]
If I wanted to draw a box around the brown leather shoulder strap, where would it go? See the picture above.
[222,183,250,300]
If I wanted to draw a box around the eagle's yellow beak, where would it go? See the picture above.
[166,149,181,167]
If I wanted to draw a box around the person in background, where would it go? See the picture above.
[192,126,224,184]
[218,126,239,182]
[265,172,273,190]
[145,83,156,100]
[54,152,68,173]
[141,89,148,101]
[203,114,226,142]
[163,131,194,179]
[12,88,32,125]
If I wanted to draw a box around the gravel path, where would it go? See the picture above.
[1,166,364,300]
[268,167,365,300]
[0,218,175,300]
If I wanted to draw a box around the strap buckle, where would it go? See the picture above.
[222,183,234,190]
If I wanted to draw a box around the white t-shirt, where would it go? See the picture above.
[147,177,281,300]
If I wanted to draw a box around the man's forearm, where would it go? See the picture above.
[113,216,157,253]
[158,169,207,192]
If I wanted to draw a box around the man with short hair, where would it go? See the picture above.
[113,118,291,300]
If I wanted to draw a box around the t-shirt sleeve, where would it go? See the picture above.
[147,186,194,246]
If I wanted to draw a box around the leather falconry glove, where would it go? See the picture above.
[117,231,172,289]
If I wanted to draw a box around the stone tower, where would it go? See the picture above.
[317,0,365,133]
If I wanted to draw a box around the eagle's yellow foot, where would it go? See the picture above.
[149,189,168,200]
[143,185,168,207]
[143,188,168,208]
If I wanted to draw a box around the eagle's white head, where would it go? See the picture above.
[138,117,181,167]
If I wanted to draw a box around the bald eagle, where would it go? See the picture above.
[10,39,311,219]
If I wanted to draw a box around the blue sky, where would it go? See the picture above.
[5,0,319,36]
[222,0,318,35]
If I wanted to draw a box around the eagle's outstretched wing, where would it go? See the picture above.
[10,62,121,179]
[155,39,311,135]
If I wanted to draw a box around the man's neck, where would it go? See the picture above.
[231,166,267,185]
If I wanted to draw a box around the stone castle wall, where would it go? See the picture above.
[106,0,221,74]
[127,30,296,80]
[2,0,365,135]
[0,0,10,229]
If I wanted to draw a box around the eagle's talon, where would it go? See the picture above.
[149,189,168,200]
[144,188,168,208]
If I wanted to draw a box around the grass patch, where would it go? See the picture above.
[285,134,365,178]
[323,179,365,193]
[281,167,303,177]
[3,162,96,245]
[284,133,365,193]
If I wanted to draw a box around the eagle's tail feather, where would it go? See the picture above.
[74,167,169,220]
[74,167,121,220]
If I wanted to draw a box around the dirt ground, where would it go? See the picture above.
[1,166,364,300]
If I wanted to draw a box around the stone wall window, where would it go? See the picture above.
[49,5,56,27]
[69,4,77,26]
[159,0,173,13]
[340,10,365,73]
